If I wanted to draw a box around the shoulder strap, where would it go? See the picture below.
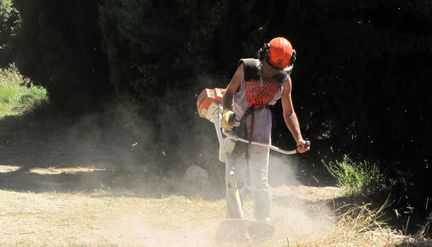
[238,58,259,81]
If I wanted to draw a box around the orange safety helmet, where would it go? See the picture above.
[258,37,296,71]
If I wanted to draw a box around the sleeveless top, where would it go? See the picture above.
[231,59,283,146]
[232,58,282,121]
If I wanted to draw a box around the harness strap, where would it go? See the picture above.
[234,105,272,156]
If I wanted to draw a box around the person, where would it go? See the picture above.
[221,37,310,223]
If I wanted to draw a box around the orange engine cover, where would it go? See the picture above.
[197,88,225,122]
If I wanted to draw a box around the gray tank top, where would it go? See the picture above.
[231,59,282,144]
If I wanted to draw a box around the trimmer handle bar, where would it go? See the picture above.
[222,129,310,155]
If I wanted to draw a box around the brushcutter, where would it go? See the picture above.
[197,88,310,159]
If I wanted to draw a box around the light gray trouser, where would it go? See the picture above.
[225,106,272,222]
[225,145,271,222]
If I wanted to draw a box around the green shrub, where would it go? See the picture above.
[0,66,47,116]
[324,155,390,198]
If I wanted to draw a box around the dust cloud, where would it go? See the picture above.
[68,153,335,247]
[0,100,336,246]
[269,154,336,244]
[96,214,219,247]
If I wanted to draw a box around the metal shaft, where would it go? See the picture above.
[222,129,299,155]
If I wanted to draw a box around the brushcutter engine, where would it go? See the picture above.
[197,88,236,162]
[197,88,225,123]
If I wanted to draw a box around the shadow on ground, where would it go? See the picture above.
[0,109,226,199]
[0,104,335,198]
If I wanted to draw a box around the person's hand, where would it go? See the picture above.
[221,109,235,131]
[296,139,310,153]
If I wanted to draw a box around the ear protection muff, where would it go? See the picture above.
[257,42,270,61]
[290,49,297,65]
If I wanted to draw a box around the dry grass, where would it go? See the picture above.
[282,204,432,247]
[293,204,400,247]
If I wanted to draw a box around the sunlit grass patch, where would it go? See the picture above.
[0,66,47,117]
[29,166,106,175]
[323,155,390,198]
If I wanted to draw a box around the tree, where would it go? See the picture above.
[12,0,113,112]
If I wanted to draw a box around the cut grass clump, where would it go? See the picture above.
[295,203,407,247]
[324,155,389,198]
[0,66,48,116]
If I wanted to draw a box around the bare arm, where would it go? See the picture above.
[281,76,309,153]
[222,64,243,110]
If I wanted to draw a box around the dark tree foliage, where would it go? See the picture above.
[289,0,432,223]
[0,0,20,67]
[263,0,432,227]
[11,0,113,112]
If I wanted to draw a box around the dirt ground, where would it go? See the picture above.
[0,113,341,246]
[0,164,340,246]
[1,156,431,246]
